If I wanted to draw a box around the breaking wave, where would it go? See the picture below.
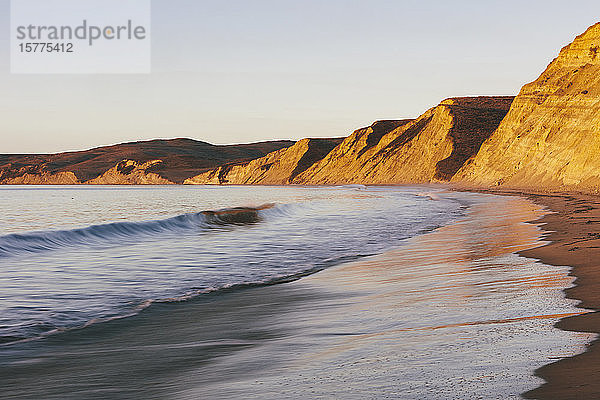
[0,203,280,258]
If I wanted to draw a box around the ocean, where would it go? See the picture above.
[0,185,592,399]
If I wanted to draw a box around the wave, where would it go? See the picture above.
[0,251,376,346]
[0,203,279,259]
[335,184,367,190]
[416,192,441,201]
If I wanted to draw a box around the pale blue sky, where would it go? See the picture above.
[0,0,598,153]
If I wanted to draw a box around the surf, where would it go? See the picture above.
[0,203,277,258]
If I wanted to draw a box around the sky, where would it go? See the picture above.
[0,0,598,154]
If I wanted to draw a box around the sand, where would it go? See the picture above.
[479,191,600,399]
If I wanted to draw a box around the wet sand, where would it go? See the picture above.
[500,192,600,399]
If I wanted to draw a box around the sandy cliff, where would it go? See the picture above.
[7,24,600,189]
[292,97,513,184]
[0,168,79,185]
[86,160,174,185]
[454,23,600,190]
[186,97,512,186]
[290,120,411,183]
[185,138,344,185]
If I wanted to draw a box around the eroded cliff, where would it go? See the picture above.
[292,97,513,184]
[184,138,343,185]
[454,23,600,190]
[86,160,174,185]
[0,167,79,185]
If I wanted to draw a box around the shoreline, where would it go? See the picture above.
[521,192,600,399]
[469,189,600,398]
[1,184,597,397]
[1,187,581,399]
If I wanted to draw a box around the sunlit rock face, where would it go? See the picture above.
[86,160,174,185]
[454,23,600,191]
[184,138,344,185]
[292,97,513,185]
[0,170,79,185]
[186,97,512,186]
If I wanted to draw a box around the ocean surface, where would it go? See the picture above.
[0,185,593,399]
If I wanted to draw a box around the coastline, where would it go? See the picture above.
[469,190,600,399]
[1,187,586,399]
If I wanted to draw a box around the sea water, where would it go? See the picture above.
[0,185,591,399]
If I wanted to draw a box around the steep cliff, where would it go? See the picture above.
[454,23,600,190]
[86,160,174,185]
[293,97,513,184]
[287,120,412,183]
[184,138,344,185]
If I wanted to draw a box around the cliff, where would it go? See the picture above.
[185,138,344,185]
[86,160,174,185]
[8,23,600,189]
[0,138,294,184]
[293,97,513,184]
[454,23,600,190]
[289,120,412,183]
[0,168,79,185]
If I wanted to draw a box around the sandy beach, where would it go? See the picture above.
[508,192,600,399]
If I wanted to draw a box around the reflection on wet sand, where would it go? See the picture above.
[282,194,592,398]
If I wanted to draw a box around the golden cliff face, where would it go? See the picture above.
[289,120,411,184]
[86,160,174,185]
[454,23,600,190]
[184,138,343,185]
[293,97,513,184]
[0,170,79,185]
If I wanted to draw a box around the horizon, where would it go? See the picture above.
[1,1,598,153]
